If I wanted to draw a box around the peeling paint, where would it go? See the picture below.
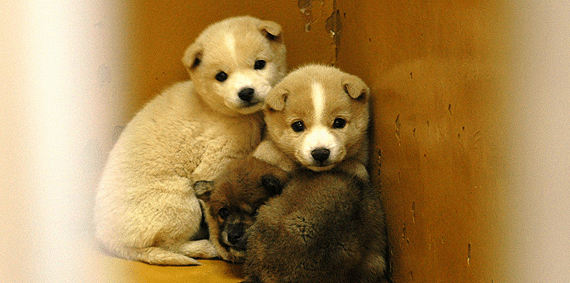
[411,201,416,224]
[298,0,314,32]
[325,9,342,38]
[467,243,472,266]
[325,8,342,63]
[394,114,402,146]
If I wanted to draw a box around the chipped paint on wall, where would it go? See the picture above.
[297,0,337,65]
[298,0,313,31]
[325,8,342,65]
[298,0,329,32]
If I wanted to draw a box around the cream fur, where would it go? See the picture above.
[94,16,286,266]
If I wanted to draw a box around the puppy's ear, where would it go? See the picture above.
[259,20,283,43]
[342,75,370,101]
[194,180,214,202]
[264,87,288,112]
[181,42,203,71]
[260,175,283,197]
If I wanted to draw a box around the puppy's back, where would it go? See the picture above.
[245,170,387,283]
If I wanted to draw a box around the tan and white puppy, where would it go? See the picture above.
[94,16,286,266]
[194,156,288,263]
[254,64,370,177]
[244,65,388,283]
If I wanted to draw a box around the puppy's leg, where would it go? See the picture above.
[359,252,388,282]
[120,247,202,266]
[105,176,205,266]
[178,239,219,259]
[334,158,369,182]
[253,140,296,171]
[191,137,243,182]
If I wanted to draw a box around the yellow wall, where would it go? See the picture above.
[335,1,511,282]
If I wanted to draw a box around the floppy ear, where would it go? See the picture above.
[342,75,370,100]
[181,42,203,71]
[260,175,283,197]
[193,180,214,202]
[264,87,288,112]
[259,20,283,42]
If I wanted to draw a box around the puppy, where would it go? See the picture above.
[253,65,369,178]
[94,16,286,265]
[244,65,388,282]
[244,169,387,283]
[194,156,288,263]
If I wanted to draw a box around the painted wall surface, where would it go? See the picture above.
[335,1,511,282]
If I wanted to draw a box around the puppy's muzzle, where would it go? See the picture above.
[223,223,248,250]
[311,148,331,163]
[238,88,255,103]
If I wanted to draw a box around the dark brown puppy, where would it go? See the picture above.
[194,156,289,263]
[243,168,387,283]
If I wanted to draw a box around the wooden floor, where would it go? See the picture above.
[90,243,244,283]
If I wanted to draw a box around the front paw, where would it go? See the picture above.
[179,239,219,259]
[335,159,369,182]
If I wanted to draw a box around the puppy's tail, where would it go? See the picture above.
[112,246,202,266]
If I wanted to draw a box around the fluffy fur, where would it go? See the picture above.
[244,65,387,282]
[253,65,369,176]
[94,16,286,265]
[244,169,387,283]
[194,156,289,263]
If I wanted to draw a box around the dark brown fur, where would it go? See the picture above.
[243,168,387,283]
[195,156,288,263]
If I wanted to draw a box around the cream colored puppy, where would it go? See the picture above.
[94,16,286,266]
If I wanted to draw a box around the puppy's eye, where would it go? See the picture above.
[332,118,347,129]
[254,60,266,70]
[291,120,305,132]
[215,71,228,82]
[218,207,230,219]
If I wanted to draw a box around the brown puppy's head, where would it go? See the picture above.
[182,16,287,116]
[194,156,288,263]
[263,64,370,171]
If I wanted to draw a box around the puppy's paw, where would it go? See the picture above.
[164,255,202,266]
[179,239,219,259]
[335,159,370,182]
[136,247,203,266]
[253,140,296,172]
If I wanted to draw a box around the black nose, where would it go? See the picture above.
[227,227,245,245]
[238,88,255,103]
[311,148,330,163]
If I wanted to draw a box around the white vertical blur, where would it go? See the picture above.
[1,1,128,282]
[508,0,570,282]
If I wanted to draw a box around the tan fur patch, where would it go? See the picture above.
[262,64,370,171]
